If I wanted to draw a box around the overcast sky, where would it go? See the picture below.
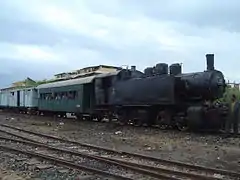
[0,0,239,87]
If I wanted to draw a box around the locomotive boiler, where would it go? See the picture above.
[109,54,227,131]
[177,54,225,101]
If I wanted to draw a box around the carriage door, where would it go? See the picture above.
[17,91,20,107]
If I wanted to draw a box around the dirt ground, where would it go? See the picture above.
[0,112,240,174]
[0,168,27,180]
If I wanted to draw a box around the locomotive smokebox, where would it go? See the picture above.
[206,54,214,71]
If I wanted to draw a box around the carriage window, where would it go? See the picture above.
[67,91,77,99]
[68,91,73,99]
[74,91,77,98]
[41,91,77,100]
[62,92,68,99]
[40,93,46,99]
[40,93,52,100]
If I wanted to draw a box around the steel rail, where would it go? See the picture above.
[0,135,220,180]
[0,135,180,180]
[1,123,240,178]
[0,145,133,180]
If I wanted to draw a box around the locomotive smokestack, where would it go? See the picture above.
[206,54,214,71]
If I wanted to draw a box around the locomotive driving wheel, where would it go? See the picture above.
[155,110,171,130]
[176,117,189,131]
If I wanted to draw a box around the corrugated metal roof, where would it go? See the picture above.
[37,75,95,89]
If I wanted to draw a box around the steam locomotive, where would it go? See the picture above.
[0,54,227,131]
[95,54,227,131]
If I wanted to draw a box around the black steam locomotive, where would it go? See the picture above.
[0,53,227,131]
[95,54,227,131]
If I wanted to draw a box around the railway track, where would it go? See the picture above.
[2,111,240,137]
[0,124,239,179]
[0,144,132,180]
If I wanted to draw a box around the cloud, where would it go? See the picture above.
[0,18,62,46]
[119,0,240,31]
[0,0,239,88]
[0,43,60,63]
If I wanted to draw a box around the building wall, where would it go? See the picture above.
[227,82,240,90]
[11,78,36,88]
[99,67,119,73]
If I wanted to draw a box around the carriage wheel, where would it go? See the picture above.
[76,114,83,120]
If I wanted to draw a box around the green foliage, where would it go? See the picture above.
[219,85,240,103]
[10,79,61,90]
[35,79,52,85]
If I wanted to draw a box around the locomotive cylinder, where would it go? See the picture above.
[206,54,214,71]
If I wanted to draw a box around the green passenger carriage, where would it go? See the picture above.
[36,76,96,117]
